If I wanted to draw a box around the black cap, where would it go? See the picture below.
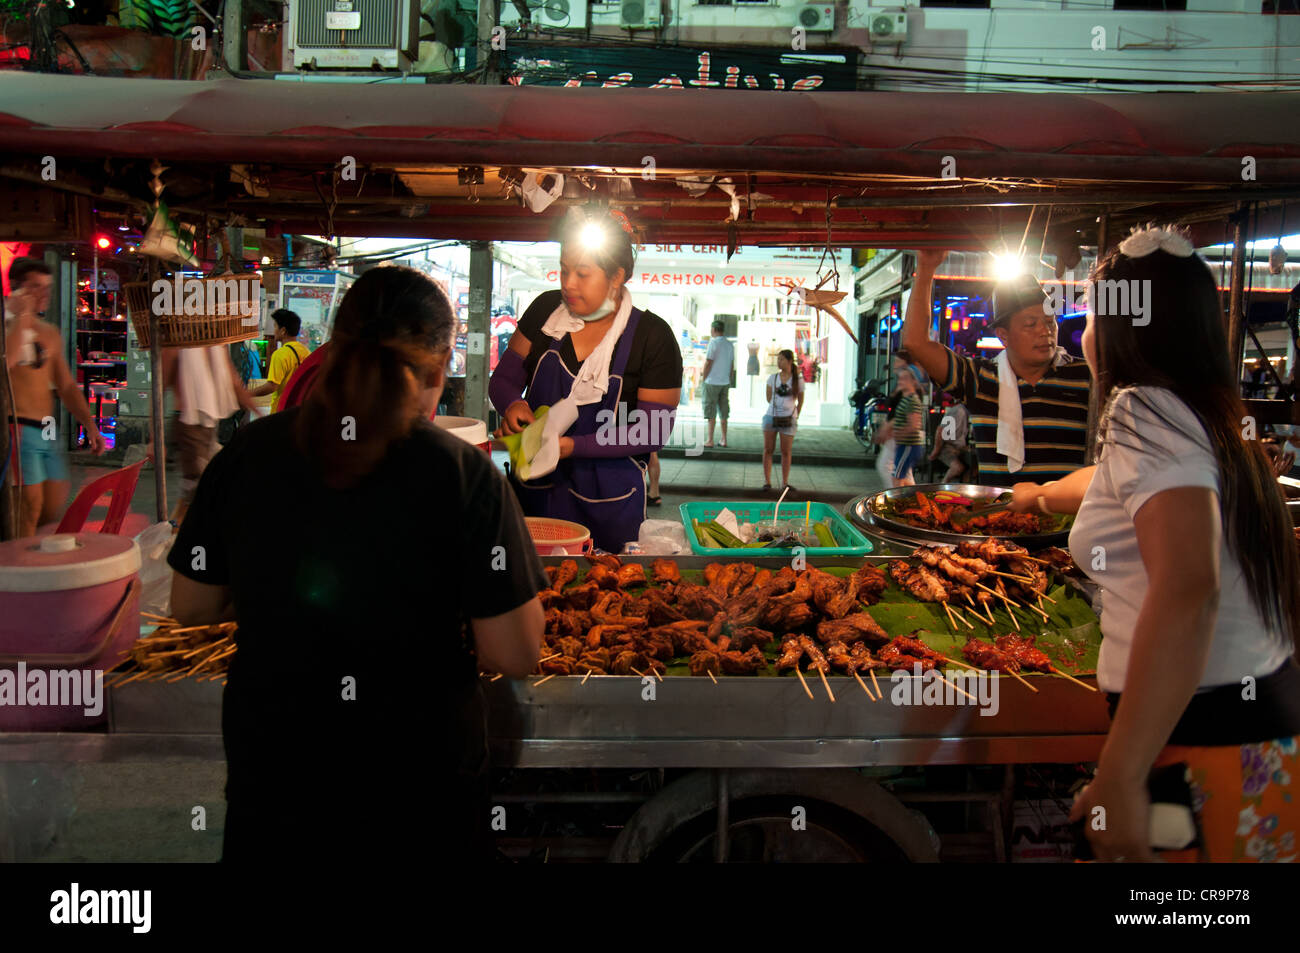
[992,274,1050,328]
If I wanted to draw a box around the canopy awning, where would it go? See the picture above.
[1,73,1297,247]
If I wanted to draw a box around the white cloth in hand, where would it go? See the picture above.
[995,347,1070,474]
[527,292,635,479]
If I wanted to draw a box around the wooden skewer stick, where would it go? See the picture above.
[1024,601,1052,622]
[629,666,646,678]
[707,670,718,684]
[1039,591,1058,604]
[852,669,876,701]
[816,665,836,702]
[869,667,881,698]
[1049,667,1098,692]
[985,570,1036,584]
[941,601,958,631]
[1004,666,1039,693]
[963,593,992,625]
[973,581,1031,625]
[181,637,232,660]
[166,622,238,636]
[935,672,977,702]
[490,673,504,682]
[536,652,563,665]
[793,666,815,700]
[939,655,978,671]
[949,604,976,631]
[581,668,594,685]
[1006,554,1053,566]
[533,673,559,686]
[651,666,664,683]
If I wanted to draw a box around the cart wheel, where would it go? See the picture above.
[608,769,938,863]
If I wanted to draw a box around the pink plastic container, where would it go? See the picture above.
[0,533,141,731]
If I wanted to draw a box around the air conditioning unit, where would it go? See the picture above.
[499,0,589,30]
[869,10,908,44]
[796,3,833,32]
[619,0,662,28]
[286,0,420,70]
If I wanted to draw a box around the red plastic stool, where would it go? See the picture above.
[56,459,148,536]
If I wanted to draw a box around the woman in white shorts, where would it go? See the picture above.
[762,349,803,492]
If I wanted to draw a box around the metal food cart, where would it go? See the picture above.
[0,547,1108,861]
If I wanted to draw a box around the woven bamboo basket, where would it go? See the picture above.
[124,276,263,349]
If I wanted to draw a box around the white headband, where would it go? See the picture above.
[1118,225,1195,259]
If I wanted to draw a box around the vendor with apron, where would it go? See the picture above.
[489,208,683,553]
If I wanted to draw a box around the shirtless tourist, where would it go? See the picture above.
[4,258,106,536]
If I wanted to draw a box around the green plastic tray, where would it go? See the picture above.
[679,501,874,558]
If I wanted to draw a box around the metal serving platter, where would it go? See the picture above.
[848,483,1072,547]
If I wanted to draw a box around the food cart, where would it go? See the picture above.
[1,75,1298,861]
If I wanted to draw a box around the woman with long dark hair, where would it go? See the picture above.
[761,348,804,492]
[168,266,546,864]
[1009,226,1300,862]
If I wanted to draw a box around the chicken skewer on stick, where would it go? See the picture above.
[777,637,815,700]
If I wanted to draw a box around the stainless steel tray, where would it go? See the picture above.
[848,483,1072,547]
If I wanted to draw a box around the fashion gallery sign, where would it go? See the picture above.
[544,270,812,289]
[507,46,857,91]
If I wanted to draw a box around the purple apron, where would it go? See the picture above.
[510,309,647,554]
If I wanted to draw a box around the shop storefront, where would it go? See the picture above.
[501,243,857,428]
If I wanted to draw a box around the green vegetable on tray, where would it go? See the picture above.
[692,518,721,548]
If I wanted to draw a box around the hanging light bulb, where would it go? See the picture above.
[993,253,1026,281]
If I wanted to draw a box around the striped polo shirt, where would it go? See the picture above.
[939,347,1092,484]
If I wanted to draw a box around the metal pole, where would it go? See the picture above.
[1227,205,1249,387]
[221,0,244,72]
[465,241,492,422]
[476,0,499,82]
[1084,215,1108,465]
[713,768,730,863]
[147,259,167,522]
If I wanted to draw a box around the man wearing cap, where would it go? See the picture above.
[901,249,1092,485]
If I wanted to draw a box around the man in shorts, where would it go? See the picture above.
[3,258,106,537]
[700,318,733,448]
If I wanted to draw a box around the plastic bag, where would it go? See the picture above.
[628,519,690,556]
[134,521,176,618]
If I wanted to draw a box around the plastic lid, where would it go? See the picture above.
[0,532,141,592]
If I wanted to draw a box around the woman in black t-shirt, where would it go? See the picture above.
[169,266,546,865]
[489,208,683,553]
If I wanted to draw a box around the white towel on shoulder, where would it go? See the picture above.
[995,347,1070,474]
[177,345,238,428]
[526,291,635,479]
